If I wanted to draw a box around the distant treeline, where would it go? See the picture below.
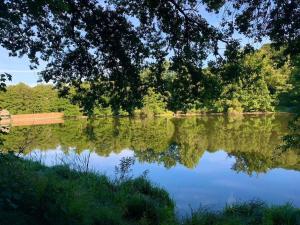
[1,44,299,117]
[0,84,82,117]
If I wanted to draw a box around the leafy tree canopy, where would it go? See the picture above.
[1,0,299,113]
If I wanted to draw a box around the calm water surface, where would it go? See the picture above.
[2,114,300,213]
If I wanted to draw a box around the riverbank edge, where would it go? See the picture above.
[76,111,293,119]
[0,153,299,225]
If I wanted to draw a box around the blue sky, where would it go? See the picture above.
[0,47,44,86]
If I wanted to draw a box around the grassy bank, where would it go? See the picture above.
[0,154,299,225]
[183,202,300,225]
[0,154,175,225]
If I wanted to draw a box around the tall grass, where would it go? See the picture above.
[181,201,300,225]
[0,153,175,225]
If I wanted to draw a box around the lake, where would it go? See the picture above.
[2,114,300,214]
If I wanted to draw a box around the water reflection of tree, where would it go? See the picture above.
[1,115,299,174]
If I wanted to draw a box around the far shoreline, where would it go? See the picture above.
[76,111,293,120]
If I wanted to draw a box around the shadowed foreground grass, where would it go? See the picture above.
[183,202,300,225]
[0,154,299,225]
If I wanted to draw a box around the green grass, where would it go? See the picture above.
[0,153,175,225]
[0,153,300,225]
[182,201,300,225]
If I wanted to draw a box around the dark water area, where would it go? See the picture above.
[2,114,300,214]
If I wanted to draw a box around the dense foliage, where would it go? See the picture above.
[141,45,295,113]
[137,88,171,117]
[0,0,299,114]
[0,44,298,116]
[279,55,300,149]
[0,83,81,116]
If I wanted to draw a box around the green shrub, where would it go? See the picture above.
[140,88,168,117]
[226,99,244,114]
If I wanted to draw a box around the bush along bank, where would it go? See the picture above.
[0,153,299,225]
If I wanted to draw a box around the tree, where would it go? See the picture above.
[281,56,300,150]
[0,73,11,92]
[0,83,82,116]
[140,88,167,116]
[210,44,292,113]
[222,0,300,55]
[0,83,34,114]
[0,0,232,113]
[0,1,299,147]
